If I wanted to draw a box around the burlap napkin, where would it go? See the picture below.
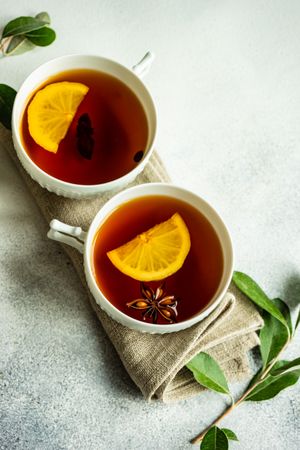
[1,126,264,402]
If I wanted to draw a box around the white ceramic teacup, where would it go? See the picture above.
[12,52,157,199]
[47,183,234,334]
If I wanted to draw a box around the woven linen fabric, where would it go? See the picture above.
[1,126,264,402]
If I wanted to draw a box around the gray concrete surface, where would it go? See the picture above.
[0,1,300,449]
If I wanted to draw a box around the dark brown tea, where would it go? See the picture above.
[20,69,149,185]
[92,195,224,324]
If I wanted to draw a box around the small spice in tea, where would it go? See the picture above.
[133,150,144,162]
[126,282,178,323]
[76,113,94,160]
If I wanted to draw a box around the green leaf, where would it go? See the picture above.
[247,368,263,388]
[245,369,300,401]
[270,358,300,376]
[259,299,290,368]
[259,314,287,368]
[270,360,289,373]
[233,272,288,328]
[187,352,230,395]
[201,427,228,450]
[295,309,300,331]
[221,429,238,441]
[0,84,17,129]
[25,27,56,46]
[2,16,47,39]
[35,12,51,25]
[273,298,293,335]
[4,35,35,56]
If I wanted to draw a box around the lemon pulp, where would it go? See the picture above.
[107,213,191,281]
[27,81,89,153]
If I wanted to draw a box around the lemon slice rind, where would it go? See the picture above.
[27,81,89,153]
[107,213,191,281]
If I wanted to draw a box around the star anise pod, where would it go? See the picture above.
[126,282,178,324]
[76,113,94,160]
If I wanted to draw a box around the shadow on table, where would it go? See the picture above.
[2,249,140,402]
[282,273,300,312]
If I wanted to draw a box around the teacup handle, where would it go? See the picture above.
[132,51,155,78]
[47,219,87,254]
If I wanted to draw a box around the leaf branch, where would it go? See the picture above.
[0,12,55,56]
[188,272,299,448]
[191,338,291,445]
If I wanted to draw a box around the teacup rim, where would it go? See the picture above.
[11,53,157,194]
[83,182,234,333]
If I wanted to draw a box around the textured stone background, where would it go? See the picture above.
[0,1,299,449]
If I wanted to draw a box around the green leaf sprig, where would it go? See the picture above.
[187,271,299,449]
[0,84,17,129]
[0,12,55,56]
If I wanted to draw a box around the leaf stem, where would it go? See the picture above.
[191,339,291,445]
[0,37,11,53]
[260,339,290,380]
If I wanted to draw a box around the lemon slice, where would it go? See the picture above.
[28,81,89,153]
[107,213,191,281]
